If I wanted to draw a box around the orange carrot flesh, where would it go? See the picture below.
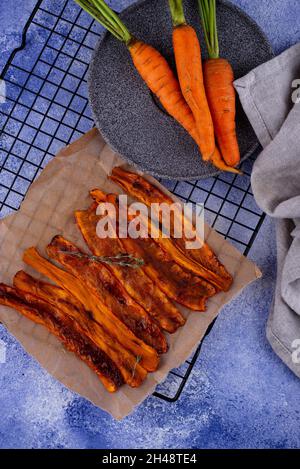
[75,1,205,151]
[204,59,240,167]
[128,39,201,146]
[170,14,215,159]
[210,146,242,175]
[198,0,240,167]
[23,247,158,375]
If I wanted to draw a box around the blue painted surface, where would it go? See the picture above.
[0,0,300,449]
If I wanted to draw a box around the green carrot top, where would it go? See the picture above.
[74,0,132,45]
[168,0,186,27]
[198,0,219,59]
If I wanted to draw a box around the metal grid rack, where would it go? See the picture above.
[0,0,264,402]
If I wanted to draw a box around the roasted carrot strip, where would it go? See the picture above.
[0,282,123,392]
[210,147,241,174]
[92,189,220,294]
[92,190,215,311]
[13,271,147,388]
[123,236,214,311]
[45,235,168,354]
[75,203,185,333]
[117,200,221,289]
[110,167,232,291]
[14,270,85,313]
[23,247,157,376]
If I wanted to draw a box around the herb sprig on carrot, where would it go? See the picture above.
[198,0,241,167]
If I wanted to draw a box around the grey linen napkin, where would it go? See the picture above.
[234,43,300,377]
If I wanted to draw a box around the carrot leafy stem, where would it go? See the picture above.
[168,0,186,27]
[198,0,219,59]
[74,0,132,45]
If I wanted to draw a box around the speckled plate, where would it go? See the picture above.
[88,0,273,180]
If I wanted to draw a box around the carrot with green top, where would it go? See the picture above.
[75,1,240,174]
[168,0,215,160]
[75,0,201,147]
[198,0,240,167]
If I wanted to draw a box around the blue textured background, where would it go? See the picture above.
[0,0,300,449]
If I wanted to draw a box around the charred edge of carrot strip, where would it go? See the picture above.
[45,235,168,354]
[0,282,123,392]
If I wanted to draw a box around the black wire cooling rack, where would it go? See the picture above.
[0,0,265,402]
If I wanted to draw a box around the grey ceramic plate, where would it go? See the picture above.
[88,0,273,180]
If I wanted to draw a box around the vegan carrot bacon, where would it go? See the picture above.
[13,271,147,388]
[13,270,85,313]
[75,0,201,149]
[168,0,215,160]
[125,202,224,289]
[126,236,215,310]
[46,235,168,354]
[93,189,223,291]
[92,190,216,311]
[75,201,185,333]
[22,247,158,375]
[0,282,124,392]
[109,167,232,291]
[198,0,241,168]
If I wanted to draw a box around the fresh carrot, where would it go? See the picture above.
[76,1,240,174]
[128,39,200,145]
[75,0,201,147]
[168,0,215,160]
[198,0,240,167]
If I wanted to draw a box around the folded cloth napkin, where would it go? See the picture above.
[234,43,300,377]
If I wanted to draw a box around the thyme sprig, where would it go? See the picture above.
[131,355,142,380]
[58,251,144,268]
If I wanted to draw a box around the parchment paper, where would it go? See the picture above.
[0,128,261,419]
